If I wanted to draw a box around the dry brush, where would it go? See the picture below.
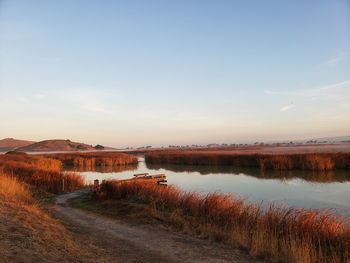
[145,151,350,171]
[93,180,350,263]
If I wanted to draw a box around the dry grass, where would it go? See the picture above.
[145,151,350,171]
[94,180,350,263]
[45,152,138,170]
[0,153,84,194]
[0,174,95,263]
[0,173,33,203]
[146,163,350,183]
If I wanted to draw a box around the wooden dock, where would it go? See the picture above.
[133,173,167,184]
[92,173,167,188]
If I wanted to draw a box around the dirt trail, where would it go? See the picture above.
[55,190,255,263]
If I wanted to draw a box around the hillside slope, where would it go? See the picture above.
[16,139,101,152]
[0,138,35,152]
[0,174,94,262]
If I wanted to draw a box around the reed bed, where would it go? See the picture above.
[146,163,350,183]
[0,153,84,193]
[46,152,138,170]
[94,180,350,263]
[145,151,350,171]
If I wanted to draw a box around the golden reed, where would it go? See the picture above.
[94,180,350,263]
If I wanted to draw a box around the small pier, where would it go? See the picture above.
[92,173,167,189]
[133,173,167,185]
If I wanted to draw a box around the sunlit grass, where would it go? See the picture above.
[0,153,84,193]
[94,180,350,263]
[45,152,138,170]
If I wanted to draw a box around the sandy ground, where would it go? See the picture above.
[55,190,256,263]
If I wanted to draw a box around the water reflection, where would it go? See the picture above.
[76,158,350,216]
[146,163,350,183]
[64,164,137,173]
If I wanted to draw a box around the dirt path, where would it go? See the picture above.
[55,190,256,263]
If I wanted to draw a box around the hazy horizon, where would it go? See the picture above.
[1,1,349,147]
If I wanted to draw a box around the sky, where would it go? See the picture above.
[0,0,349,148]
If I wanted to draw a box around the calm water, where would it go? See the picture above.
[78,157,350,216]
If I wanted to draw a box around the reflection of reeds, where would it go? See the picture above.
[0,153,84,193]
[63,164,138,173]
[45,152,138,170]
[95,180,350,263]
[146,163,350,183]
[145,151,350,171]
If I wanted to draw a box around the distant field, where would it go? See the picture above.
[142,144,350,154]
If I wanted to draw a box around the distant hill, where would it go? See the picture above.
[16,139,109,152]
[0,138,35,152]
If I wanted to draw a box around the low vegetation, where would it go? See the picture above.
[0,152,84,194]
[145,151,350,171]
[45,152,138,171]
[146,163,350,182]
[93,180,350,263]
[0,173,95,262]
[0,152,147,262]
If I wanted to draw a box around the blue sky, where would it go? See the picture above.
[0,0,349,147]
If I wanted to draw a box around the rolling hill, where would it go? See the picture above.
[15,139,107,152]
[0,138,35,152]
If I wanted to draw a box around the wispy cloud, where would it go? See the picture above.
[267,80,350,113]
[320,51,349,67]
[280,104,296,112]
[264,89,282,95]
[265,80,350,101]
[301,80,350,100]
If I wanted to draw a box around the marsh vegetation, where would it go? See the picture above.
[93,179,350,263]
[145,151,350,171]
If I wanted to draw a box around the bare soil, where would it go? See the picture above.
[55,190,256,263]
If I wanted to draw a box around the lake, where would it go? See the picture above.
[77,156,350,216]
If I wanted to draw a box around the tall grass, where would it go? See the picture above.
[0,173,94,262]
[94,180,350,263]
[0,173,32,203]
[145,151,350,171]
[146,163,350,183]
[46,152,138,170]
[0,153,84,193]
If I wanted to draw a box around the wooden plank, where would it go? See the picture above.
[134,173,149,177]
[157,178,167,182]
[113,174,168,186]
[151,174,166,179]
